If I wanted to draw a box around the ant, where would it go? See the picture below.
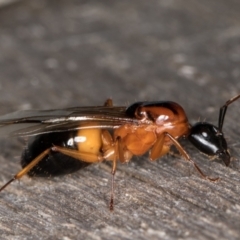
[0,94,239,210]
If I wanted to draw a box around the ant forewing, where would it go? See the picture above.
[0,95,239,211]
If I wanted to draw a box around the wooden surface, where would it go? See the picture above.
[0,0,240,239]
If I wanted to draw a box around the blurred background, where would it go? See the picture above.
[0,0,240,239]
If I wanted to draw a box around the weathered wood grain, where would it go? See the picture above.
[0,0,240,239]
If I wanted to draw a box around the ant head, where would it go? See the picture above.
[188,122,230,166]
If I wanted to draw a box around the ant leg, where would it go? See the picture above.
[108,136,130,211]
[0,148,51,192]
[164,133,219,182]
[102,134,125,210]
[53,133,120,211]
[51,146,103,163]
[102,131,117,211]
[102,133,131,210]
[218,94,240,131]
[109,157,117,211]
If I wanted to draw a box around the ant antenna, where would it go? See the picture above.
[218,94,240,131]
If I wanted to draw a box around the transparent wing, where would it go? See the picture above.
[0,106,140,137]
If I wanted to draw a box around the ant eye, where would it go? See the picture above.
[201,130,212,140]
[202,131,208,138]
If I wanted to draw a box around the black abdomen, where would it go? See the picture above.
[21,131,91,177]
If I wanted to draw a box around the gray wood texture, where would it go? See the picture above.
[0,0,240,239]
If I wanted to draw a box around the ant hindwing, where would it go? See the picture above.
[0,95,239,210]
